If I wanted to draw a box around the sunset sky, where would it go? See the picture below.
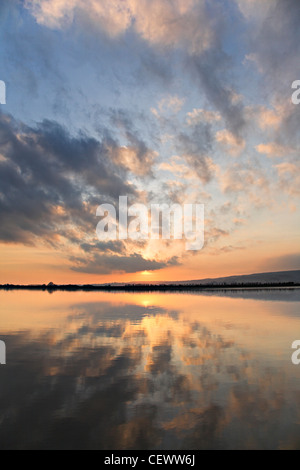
[0,0,299,284]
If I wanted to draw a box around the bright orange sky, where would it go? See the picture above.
[0,230,299,284]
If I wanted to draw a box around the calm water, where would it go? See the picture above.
[0,289,300,450]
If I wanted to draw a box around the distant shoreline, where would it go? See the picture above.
[1,282,300,292]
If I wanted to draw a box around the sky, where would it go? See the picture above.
[0,0,299,284]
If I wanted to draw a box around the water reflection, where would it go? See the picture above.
[0,291,300,449]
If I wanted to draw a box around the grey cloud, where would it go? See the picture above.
[188,50,246,140]
[108,109,158,176]
[0,112,136,245]
[71,253,180,275]
[246,0,300,90]
[178,122,213,156]
[221,159,270,201]
[185,154,215,185]
[80,241,126,255]
[241,0,300,149]
[0,111,178,275]
[278,107,300,149]
[137,48,175,87]
[177,122,215,184]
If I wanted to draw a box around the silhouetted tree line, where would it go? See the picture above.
[0,281,299,292]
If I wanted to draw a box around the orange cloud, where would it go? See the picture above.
[216,129,246,157]
[110,146,158,176]
[256,143,294,158]
[257,107,282,130]
[151,95,185,118]
[26,0,216,53]
[275,162,300,197]
[186,108,221,126]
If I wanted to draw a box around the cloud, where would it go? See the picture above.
[186,108,221,126]
[239,0,300,92]
[184,155,217,185]
[206,227,229,244]
[25,0,132,34]
[71,252,179,274]
[220,160,269,197]
[137,48,175,87]
[159,157,195,181]
[131,0,215,54]
[209,244,246,255]
[25,0,248,144]
[255,143,294,158]
[176,121,217,184]
[236,0,300,159]
[107,109,159,176]
[235,0,273,20]
[275,162,300,196]
[257,107,282,131]
[216,129,246,157]
[276,163,298,176]
[25,0,217,54]
[0,111,137,245]
[151,95,185,117]
[5,0,299,280]
[109,145,158,177]
[243,0,300,171]
[80,241,127,254]
[0,111,185,274]
[188,51,247,140]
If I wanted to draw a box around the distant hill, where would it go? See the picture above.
[166,270,300,286]
[95,270,300,287]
